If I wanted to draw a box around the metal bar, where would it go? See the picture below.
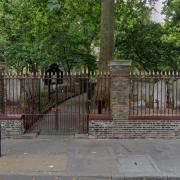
[0,121,1,157]
[145,74,147,115]
[149,74,151,115]
[157,73,159,115]
[160,74,163,115]
[131,75,133,115]
[55,108,59,132]
[137,75,138,115]
[86,75,89,133]
[176,75,178,115]
[140,72,142,115]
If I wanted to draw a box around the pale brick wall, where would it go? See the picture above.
[89,120,113,138]
[88,61,180,139]
[89,120,180,139]
[0,119,24,138]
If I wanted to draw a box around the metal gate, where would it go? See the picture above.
[24,94,88,135]
[2,73,89,135]
[1,71,110,135]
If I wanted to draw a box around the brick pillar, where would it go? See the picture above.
[0,62,5,114]
[110,60,131,120]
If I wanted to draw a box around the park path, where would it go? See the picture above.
[31,94,88,135]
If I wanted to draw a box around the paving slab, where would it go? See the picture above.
[0,154,67,173]
[1,137,180,179]
[117,155,161,174]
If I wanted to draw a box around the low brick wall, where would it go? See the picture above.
[89,116,180,139]
[0,115,24,138]
[89,120,113,138]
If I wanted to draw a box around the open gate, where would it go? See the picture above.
[24,110,88,135]
[2,68,109,135]
[24,94,88,135]
[24,86,88,135]
[2,69,90,135]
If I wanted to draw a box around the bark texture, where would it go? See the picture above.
[99,0,115,72]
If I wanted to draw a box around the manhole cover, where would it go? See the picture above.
[118,155,160,173]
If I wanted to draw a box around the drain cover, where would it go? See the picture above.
[118,155,160,173]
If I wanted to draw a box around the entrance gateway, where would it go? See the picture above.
[23,74,89,135]
[23,64,89,135]
[1,66,90,135]
[0,62,110,137]
[24,94,89,135]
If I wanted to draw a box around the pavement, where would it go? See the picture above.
[1,136,180,179]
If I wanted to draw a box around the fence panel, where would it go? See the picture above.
[129,72,180,116]
[0,72,110,134]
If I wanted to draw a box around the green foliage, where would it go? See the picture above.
[0,0,179,72]
[115,0,179,71]
[0,0,100,72]
[161,0,180,70]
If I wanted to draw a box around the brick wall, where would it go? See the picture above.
[0,117,24,138]
[89,61,180,139]
[89,119,180,139]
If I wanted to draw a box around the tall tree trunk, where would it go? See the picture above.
[99,0,115,72]
[90,0,114,114]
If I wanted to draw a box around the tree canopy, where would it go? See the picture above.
[0,0,100,72]
[0,0,179,72]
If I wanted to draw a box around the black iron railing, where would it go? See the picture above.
[129,72,180,116]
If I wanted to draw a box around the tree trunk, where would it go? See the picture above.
[90,0,114,114]
[99,0,115,72]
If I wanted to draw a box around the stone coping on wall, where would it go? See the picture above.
[89,114,180,121]
[129,115,180,121]
[88,114,113,121]
[0,114,23,120]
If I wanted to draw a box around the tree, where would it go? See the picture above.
[91,0,115,114]
[161,0,180,70]
[0,0,100,72]
[115,0,180,71]
[0,0,179,73]
[99,0,115,72]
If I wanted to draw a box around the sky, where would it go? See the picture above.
[151,0,166,23]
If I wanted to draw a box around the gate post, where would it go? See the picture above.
[110,60,131,137]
